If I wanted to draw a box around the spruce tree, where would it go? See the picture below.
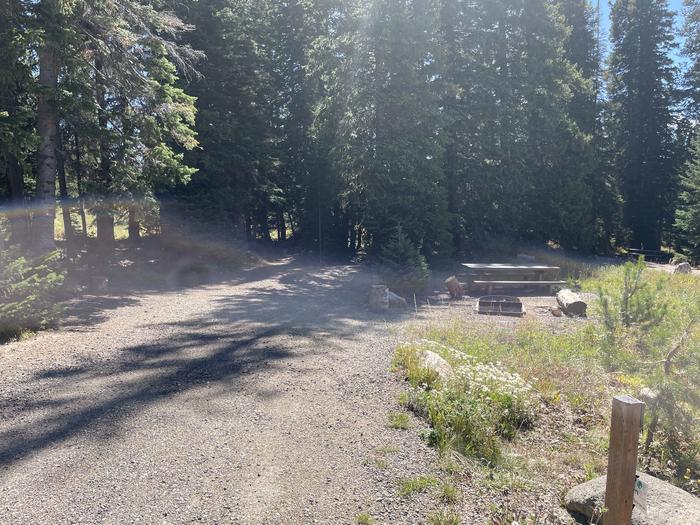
[0,0,32,243]
[334,0,449,258]
[608,0,677,250]
[682,0,700,115]
[557,0,600,134]
[674,134,700,258]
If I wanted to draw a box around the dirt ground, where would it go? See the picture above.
[0,255,583,525]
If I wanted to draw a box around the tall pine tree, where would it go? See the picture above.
[608,0,677,250]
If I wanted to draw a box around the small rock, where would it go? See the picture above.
[639,387,659,403]
[551,307,563,318]
[418,350,453,381]
[674,262,692,274]
[564,473,700,525]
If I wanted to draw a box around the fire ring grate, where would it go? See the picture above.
[476,295,525,317]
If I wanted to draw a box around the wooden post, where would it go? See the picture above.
[604,395,645,525]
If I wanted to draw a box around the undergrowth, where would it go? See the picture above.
[394,258,700,494]
[398,475,438,497]
[0,248,65,342]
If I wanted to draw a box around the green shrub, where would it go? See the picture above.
[427,509,460,525]
[598,258,667,333]
[376,226,430,297]
[398,476,438,497]
[585,264,700,492]
[675,135,700,260]
[671,253,690,265]
[439,480,459,503]
[393,344,441,389]
[0,248,64,341]
[395,261,700,492]
[388,411,412,430]
[395,342,536,464]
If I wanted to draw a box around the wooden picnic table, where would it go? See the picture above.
[460,263,564,295]
[461,263,560,279]
[462,263,559,271]
[626,248,671,263]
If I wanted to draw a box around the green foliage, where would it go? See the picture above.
[590,262,700,491]
[487,508,555,525]
[395,342,536,464]
[376,226,430,297]
[439,480,459,503]
[682,0,700,116]
[397,262,700,492]
[393,343,441,389]
[675,134,700,259]
[398,476,438,497]
[608,0,677,249]
[597,258,668,335]
[388,411,411,430]
[355,512,375,525]
[427,509,460,525]
[0,249,64,340]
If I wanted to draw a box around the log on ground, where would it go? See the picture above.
[556,289,587,317]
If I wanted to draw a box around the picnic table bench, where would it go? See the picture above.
[627,248,671,264]
[460,263,565,295]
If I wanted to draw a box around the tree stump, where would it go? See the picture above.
[556,289,587,317]
[445,276,464,299]
[369,285,389,311]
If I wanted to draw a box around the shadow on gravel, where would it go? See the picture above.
[0,328,291,469]
[60,295,142,328]
[0,256,412,470]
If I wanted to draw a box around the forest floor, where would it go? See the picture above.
[0,252,591,524]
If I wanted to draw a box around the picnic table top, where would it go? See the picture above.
[461,263,560,271]
[628,248,666,254]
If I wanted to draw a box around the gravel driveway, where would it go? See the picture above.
[0,257,440,525]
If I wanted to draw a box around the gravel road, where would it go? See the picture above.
[0,257,440,525]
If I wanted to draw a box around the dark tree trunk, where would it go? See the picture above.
[349,223,357,254]
[35,41,59,252]
[128,206,141,243]
[96,212,115,248]
[72,132,88,237]
[245,214,253,242]
[288,213,296,239]
[258,205,272,242]
[56,124,74,243]
[95,59,114,250]
[277,210,287,242]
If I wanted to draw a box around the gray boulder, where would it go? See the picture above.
[565,473,700,525]
[418,350,454,381]
[674,262,692,274]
